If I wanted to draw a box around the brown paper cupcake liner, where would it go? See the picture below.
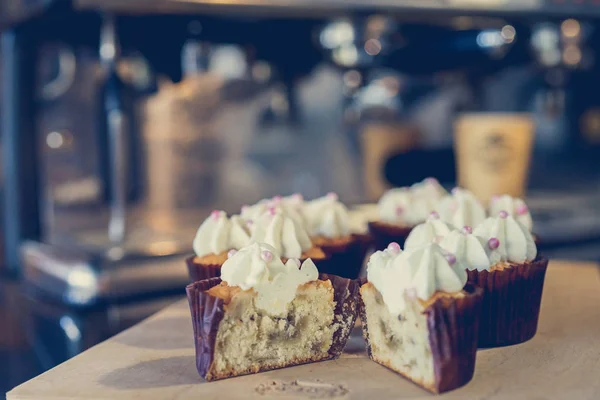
[467,256,549,348]
[317,236,372,280]
[186,274,360,381]
[368,221,412,250]
[359,283,483,394]
[186,256,222,283]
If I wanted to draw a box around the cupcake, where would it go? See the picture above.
[359,242,483,394]
[441,211,548,347]
[186,210,251,282]
[250,207,328,266]
[303,193,365,279]
[186,243,360,381]
[369,178,448,250]
[435,187,486,229]
[403,212,452,250]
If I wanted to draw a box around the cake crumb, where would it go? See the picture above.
[255,379,349,398]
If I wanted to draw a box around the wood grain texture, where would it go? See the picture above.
[7,261,600,400]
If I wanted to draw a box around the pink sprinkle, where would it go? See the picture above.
[227,249,237,258]
[272,195,283,203]
[327,192,338,200]
[292,193,303,201]
[429,211,440,220]
[211,210,221,220]
[452,187,460,195]
[425,177,438,184]
[462,226,472,234]
[387,242,401,254]
[516,204,528,215]
[395,206,403,216]
[491,195,500,202]
[498,210,509,219]
[241,205,249,212]
[268,206,277,216]
[261,250,273,262]
[246,220,254,226]
[445,253,457,265]
[488,238,500,250]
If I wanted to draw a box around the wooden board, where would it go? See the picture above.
[7,261,600,400]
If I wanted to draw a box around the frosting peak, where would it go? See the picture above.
[404,213,452,249]
[367,242,466,315]
[473,213,537,264]
[436,188,486,229]
[440,229,500,271]
[221,243,318,316]
[490,195,533,231]
[304,194,350,238]
[241,195,306,228]
[250,208,313,259]
[193,211,251,257]
[378,178,447,226]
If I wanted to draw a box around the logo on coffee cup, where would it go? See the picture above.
[473,132,513,172]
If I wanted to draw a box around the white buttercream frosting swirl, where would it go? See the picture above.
[404,213,452,249]
[304,193,350,238]
[473,212,537,264]
[367,242,466,314]
[436,188,486,229]
[241,194,306,228]
[440,228,500,271]
[250,208,313,259]
[378,178,447,226]
[193,211,251,257]
[221,243,318,316]
[489,195,533,232]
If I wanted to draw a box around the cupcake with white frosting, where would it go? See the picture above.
[186,210,252,282]
[186,242,360,381]
[359,242,482,394]
[187,206,327,282]
[369,178,448,250]
[441,210,548,347]
[303,193,370,279]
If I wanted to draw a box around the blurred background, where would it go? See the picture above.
[2,0,600,396]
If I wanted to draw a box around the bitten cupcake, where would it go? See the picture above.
[441,211,548,347]
[369,178,447,250]
[359,242,483,394]
[435,187,486,229]
[186,211,251,282]
[303,193,365,279]
[186,243,359,381]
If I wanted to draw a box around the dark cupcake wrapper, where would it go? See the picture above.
[186,256,223,283]
[368,221,413,250]
[467,256,548,348]
[317,236,372,280]
[359,282,483,394]
[186,274,360,381]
